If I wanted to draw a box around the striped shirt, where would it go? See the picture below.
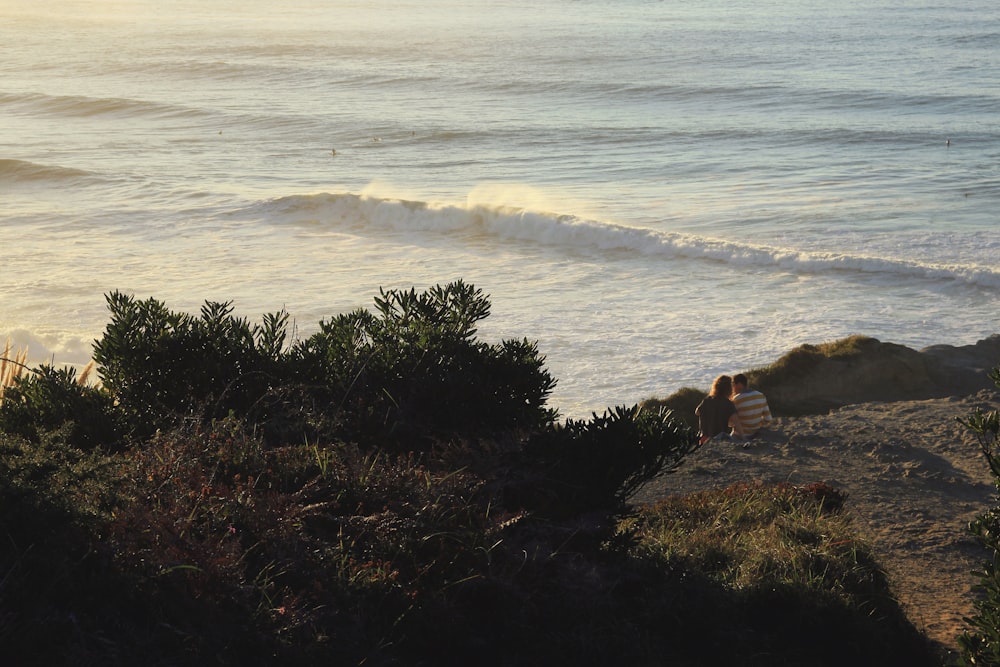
[732,389,772,435]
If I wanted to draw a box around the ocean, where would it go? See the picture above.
[2,0,999,419]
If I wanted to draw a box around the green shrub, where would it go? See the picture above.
[289,281,558,447]
[92,292,290,441]
[521,404,699,518]
[959,366,1000,664]
[0,364,124,451]
[90,282,556,450]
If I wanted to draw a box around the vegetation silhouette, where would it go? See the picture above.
[0,284,944,665]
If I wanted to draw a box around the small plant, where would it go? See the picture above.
[958,365,1000,665]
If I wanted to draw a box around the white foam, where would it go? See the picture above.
[0,328,95,369]
[256,192,1000,292]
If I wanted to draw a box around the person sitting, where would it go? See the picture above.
[731,373,773,438]
[695,374,745,445]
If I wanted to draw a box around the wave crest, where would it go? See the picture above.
[0,158,98,184]
[247,192,1000,291]
[0,91,205,119]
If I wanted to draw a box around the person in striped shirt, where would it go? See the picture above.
[731,373,773,438]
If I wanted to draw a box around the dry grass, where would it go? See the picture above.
[631,481,861,591]
[0,341,97,406]
[76,360,96,387]
[0,338,29,404]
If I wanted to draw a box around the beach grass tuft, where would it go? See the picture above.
[0,338,29,404]
[621,481,935,664]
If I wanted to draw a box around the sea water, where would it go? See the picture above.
[2,0,999,419]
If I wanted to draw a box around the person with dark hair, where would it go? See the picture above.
[731,373,773,438]
[695,374,745,445]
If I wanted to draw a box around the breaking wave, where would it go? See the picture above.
[247,192,1000,291]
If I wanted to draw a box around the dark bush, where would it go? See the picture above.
[90,282,556,449]
[92,292,290,441]
[94,417,503,664]
[289,281,558,447]
[0,428,129,664]
[0,364,124,451]
[520,404,699,518]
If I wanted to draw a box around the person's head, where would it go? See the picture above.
[733,373,748,394]
[709,374,733,399]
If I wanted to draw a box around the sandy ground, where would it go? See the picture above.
[631,389,1000,659]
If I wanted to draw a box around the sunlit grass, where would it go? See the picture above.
[627,481,883,597]
[749,335,878,387]
[0,339,96,403]
[0,338,29,404]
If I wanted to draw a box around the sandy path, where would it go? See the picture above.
[631,390,1000,658]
